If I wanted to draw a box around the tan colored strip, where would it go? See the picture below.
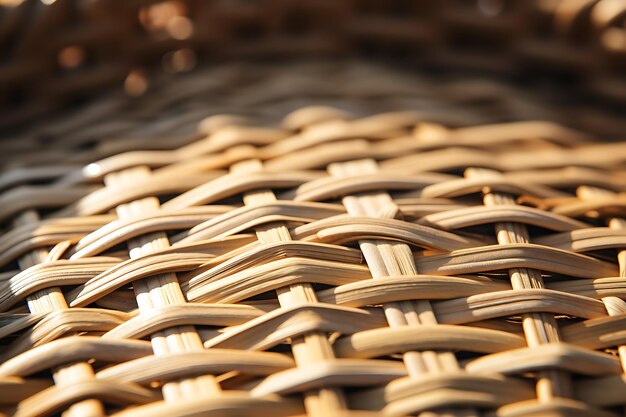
[420,205,588,231]
[96,350,295,384]
[414,243,617,278]
[317,275,509,307]
[0,337,152,378]
[334,325,525,359]
[466,343,621,376]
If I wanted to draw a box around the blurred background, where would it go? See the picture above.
[0,0,624,149]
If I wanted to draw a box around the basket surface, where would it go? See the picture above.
[1,1,626,416]
[1,58,626,417]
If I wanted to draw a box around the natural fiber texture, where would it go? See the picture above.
[0,55,625,417]
[1,0,626,129]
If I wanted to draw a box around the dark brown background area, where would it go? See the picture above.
[0,0,625,132]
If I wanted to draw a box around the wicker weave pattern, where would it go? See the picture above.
[1,62,626,416]
[1,0,625,129]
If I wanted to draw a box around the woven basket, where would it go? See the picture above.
[2,1,626,417]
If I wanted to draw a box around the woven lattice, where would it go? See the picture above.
[2,0,626,414]
[1,56,626,417]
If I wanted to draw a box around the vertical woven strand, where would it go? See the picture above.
[465,167,572,404]
[329,159,476,417]
[104,167,221,402]
[577,186,626,374]
[231,159,348,417]
[15,210,104,417]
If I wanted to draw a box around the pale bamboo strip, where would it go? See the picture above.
[465,168,572,403]
[329,159,477,417]
[104,167,222,402]
[230,159,348,417]
[15,211,105,417]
